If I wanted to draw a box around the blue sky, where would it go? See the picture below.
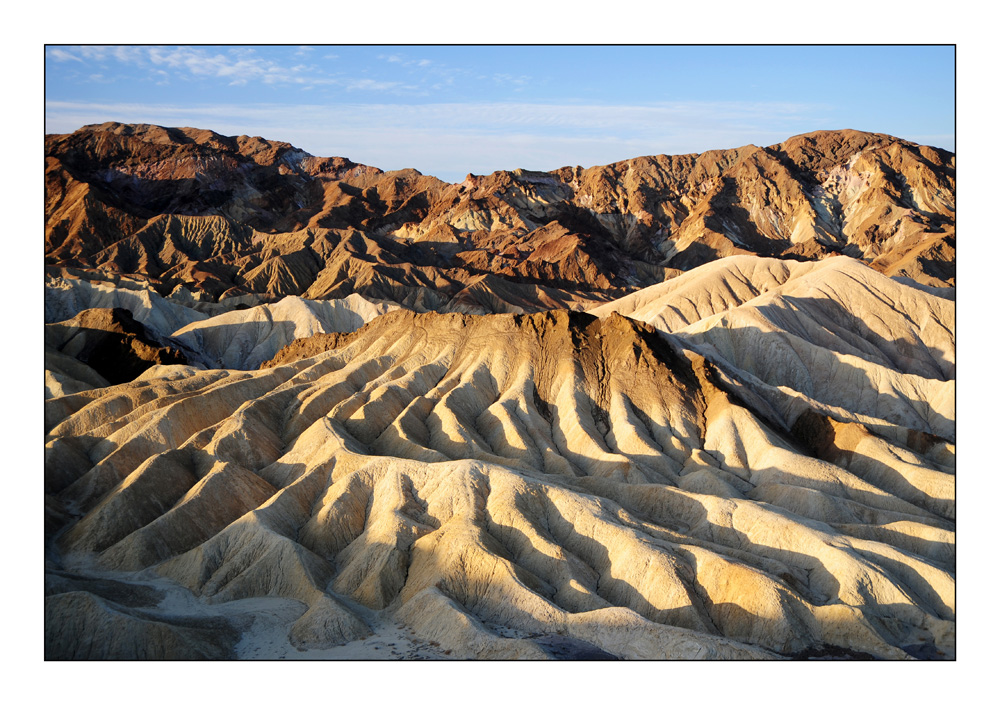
[45,45,955,184]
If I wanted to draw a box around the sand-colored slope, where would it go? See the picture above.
[45,275,398,372]
[45,348,110,399]
[46,309,953,660]
[169,294,398,370]
[589,255,802,326]
[592,255,954,443]
[46,275,211,341]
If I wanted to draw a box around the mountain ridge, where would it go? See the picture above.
[46,124,955,313]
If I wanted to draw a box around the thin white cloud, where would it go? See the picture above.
[377,52,442,72]
[49,46,353,89]
[50,46,472,97]
[492,73,531,87]
[112,46,145,63]
[46,48,83,63]
[77,46,111,61]
[346,79,403,91]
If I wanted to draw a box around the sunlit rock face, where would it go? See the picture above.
[46,123,953,306]
[44,125,954,660]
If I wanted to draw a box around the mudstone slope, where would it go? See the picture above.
[44,124,955,660]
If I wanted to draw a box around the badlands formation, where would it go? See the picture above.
[45,124,955,660]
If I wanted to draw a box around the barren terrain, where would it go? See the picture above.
[44,124,955,660]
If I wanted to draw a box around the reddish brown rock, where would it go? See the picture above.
[45,307,188,384]
[45,124,955,310]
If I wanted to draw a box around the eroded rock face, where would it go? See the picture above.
[44,307,188,385]
[46,304,953,660]
[46,123,954,311]
[169,294,398,371]
[591,256,955,444]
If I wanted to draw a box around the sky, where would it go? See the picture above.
[44,45,955,183]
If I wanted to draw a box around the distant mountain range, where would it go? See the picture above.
[46,122,954,315]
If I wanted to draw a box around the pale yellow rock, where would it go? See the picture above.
[170,293,397,370]
[46,294,954,660]
[592,255,954,440]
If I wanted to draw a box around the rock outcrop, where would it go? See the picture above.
[46,124,954,309]
[46,305,953,660]
[591,255,955,443]
[169,293,397,371]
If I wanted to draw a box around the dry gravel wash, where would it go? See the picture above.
[45,275,954,660]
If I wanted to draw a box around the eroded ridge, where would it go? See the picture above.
[45,308,954,660]
[592,255,955,446]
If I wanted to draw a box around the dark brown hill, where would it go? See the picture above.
[44,307,188,384]
[45,124,955,312]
